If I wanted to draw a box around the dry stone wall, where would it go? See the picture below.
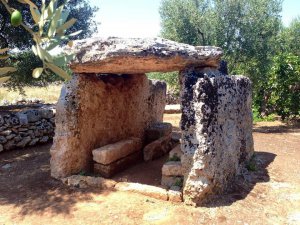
[0,105,55,152]
[180,67,254,205]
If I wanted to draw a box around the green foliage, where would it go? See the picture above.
[246,154,257,172]
[0,0,81,83]
[267,53,300,119]
[252,107,276,123]
[174,177,183,188]
[3,51,63,93]
[159,0,300,119]
[0,0,98,50]
[147,72,179,93]
[167,154,181,162]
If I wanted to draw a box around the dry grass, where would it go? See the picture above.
[0,84,62,104]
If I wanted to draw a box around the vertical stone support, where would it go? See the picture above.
[50,73,166,179]
[180,67,254,206]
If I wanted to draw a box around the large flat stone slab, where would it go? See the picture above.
[94,151,143,178]
[66,37,223,74]
[92,138,142,165]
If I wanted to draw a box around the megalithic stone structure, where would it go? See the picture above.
[50,37,254,206]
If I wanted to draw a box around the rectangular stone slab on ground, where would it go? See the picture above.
[92,138,142,165]
[94,151,143,178]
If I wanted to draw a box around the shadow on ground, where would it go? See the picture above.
[0,143,112,217]
[203,151,277,207]
[253,122,300,134]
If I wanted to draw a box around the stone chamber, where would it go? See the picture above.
[50,37,254,206]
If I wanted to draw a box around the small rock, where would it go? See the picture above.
[2,164,12,169]
[145,122,172,144]
[16,136,31,148]
[143,134,172,161]
[29,138,39,146]
[0,136,7,144]
[162,161,183,176]
[0,144,3,152]
[39,136,49,143]
[4,140,16,150]
[6,134,16,140]
[0,130,12,136]
[168,187,183,203]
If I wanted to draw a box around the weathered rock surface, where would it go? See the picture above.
[94,151,143,178]
[180,68,254,206]
[66,37,223,74]
[92,138,142,165]
[169,144,182,160]
[168,186,183,203]
[143,134,173,161]
[161,176,183,188]
[63,175,117,189]
[162,161,183,176]
[51,74,166,178]
[145,122,172,144]
[115,182,168,201]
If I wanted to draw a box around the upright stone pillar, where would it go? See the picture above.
[180,66,254,205]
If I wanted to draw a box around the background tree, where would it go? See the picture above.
[158,0,293,118]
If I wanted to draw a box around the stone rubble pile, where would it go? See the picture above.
[0,105,55,152]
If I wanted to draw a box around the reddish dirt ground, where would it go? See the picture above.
[0,114,299,225]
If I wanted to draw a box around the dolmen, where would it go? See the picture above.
[50,37,254,206]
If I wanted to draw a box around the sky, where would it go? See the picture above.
[89,0,300,38]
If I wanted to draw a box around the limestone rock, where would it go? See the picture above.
[145,122,172,144]
[22,109,41,123]
[180,69,254,206]
[64,175,116,189]
[51,74,166,179]
[161,176,183,188]
[0,136,7,144]
[29,138,39,146]
[16,136,31,148]
[169,144,182,160]
[162,161,183,176]
[4,140,16,150]
[94,151,143,178]
[168,186,183,203]
[66,37,223,74]
[92,137,142,165]
[115,182,168,201]
[143,134,172,161]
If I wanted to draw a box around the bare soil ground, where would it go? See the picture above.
[0,114,299,225]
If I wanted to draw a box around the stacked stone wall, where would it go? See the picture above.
[0,105,55,152]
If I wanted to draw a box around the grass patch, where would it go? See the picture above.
[253,109,276,123]
[0,84,62,104]
[167,154,181,162]
[246,154,257,172]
